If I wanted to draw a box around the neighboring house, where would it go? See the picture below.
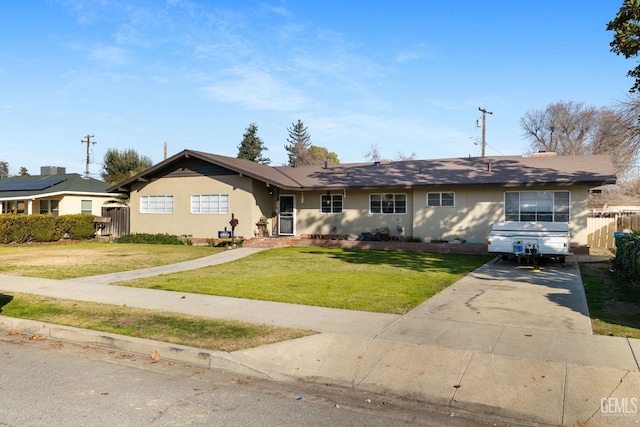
[0,167,114,216]
[108,150,616,250]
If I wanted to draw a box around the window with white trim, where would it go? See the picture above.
[427,192,455,207]
[321,194,342,214]
[140,195,174,214]
[81,199,92,215]
[191,194,229,214]
[504,191,570,222]
[39,200,60,216]
[369,193,406,214]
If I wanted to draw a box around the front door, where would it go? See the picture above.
[278,195,295,235]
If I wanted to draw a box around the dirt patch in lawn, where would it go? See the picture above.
[0,242,221,279]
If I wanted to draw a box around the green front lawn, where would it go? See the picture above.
[118,247,493,314]
[0,292,314,351]
[579,261,640,339]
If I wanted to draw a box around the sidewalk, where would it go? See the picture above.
[1,248,639,426]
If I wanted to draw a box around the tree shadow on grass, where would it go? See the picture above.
[300,248,493,274]
[0,293,14,313]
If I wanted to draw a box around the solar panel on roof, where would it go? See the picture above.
[0,178,66,192]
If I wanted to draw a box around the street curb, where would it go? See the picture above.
[0,316,272,379]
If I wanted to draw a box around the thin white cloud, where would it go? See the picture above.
[311,112,469,161]
[89,45,129,66]
[203,67,309,111]
[268,6,290,17]
[396,50,423,63]
[395,43,431,63]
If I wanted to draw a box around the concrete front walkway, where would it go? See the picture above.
[1,248,639,425]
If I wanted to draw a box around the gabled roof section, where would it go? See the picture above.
[107,149,302,192]
[0,173,111,199]
[106,149,617,193]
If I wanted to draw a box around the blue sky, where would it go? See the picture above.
[0,1,634,177]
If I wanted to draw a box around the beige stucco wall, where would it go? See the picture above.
[294,189,414,239]
[55,195,112,216]
[292,185,591,247]
[127,171,592,247]
[129,175,273,239]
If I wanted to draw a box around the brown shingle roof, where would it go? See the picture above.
[275,154,616,189]
[107,150,616,192]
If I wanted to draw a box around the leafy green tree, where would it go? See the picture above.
[18,167,29,176]
[237,123,270,164]
[285,119,312,166]
[101,148,153,184]
[0,161,8,178]
[308,145,340,164]
[608,0,640,92]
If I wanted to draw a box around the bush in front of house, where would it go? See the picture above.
[612,231,640,287]
[116,233,186,245]
[57,214,96,240]
[0,213,95,243]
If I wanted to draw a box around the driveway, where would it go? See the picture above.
[376,257,593,353]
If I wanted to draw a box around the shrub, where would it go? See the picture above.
[116,233,185,245]
[612,231,640,286]
[58,214,96,240]
[0,213,95,243]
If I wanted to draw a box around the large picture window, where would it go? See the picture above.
[141,195,174,214]
[191,194,229,214]
[427,192,455,207]
[321,194,342,214]
[369,193,406,214]
[504,191,570,222]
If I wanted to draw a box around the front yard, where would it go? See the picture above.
[1,242,638,343]
[580,261,640,339]
[0,242,491,350]
[116,247,493,314]
[0,242,223,279]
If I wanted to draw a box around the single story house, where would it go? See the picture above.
[107,149,616,250]
[0,167,114,216]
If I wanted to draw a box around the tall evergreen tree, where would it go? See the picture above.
[237,123,270,164]
[0,161,9,178]
[101,148,153,184]
[285,119,312,166]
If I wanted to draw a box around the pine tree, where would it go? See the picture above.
[285,119,312,166]
[101,148,153,184]
[237,123,270,164]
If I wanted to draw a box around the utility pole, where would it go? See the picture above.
[81,134,96,178]
[478,107,493,158]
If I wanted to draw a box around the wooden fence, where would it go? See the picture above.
[587,214,638,250]
[99,206,130,239]
[617,214,640,231]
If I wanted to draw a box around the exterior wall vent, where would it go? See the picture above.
[531,151,558,158]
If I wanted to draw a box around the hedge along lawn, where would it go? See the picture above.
[0,242,224,279]
[0,293,314,351]
[579,261,640,339]
[117,247,494,314]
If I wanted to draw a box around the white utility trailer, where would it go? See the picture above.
[487,221,570,265]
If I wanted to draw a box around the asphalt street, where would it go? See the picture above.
[0,332,499,427]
